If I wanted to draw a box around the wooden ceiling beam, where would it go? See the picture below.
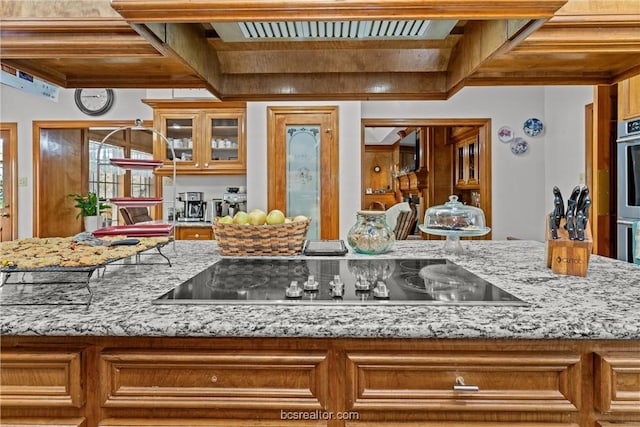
[446,19,546,93]
[217,72,448,101]
[110,0,568,22]
[134,23,224,98]
[217,48,452,74]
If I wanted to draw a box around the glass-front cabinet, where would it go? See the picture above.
[144,100,246,175]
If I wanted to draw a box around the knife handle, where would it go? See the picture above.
[576,212,585,241]
[549,213,558,240]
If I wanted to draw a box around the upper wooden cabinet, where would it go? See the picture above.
[455,135,480,189]
[143,100,246,175]
[618,74,640,121]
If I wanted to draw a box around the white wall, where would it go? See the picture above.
[0,84,153,238]
[360,86,593,240]
[1,83,593,240]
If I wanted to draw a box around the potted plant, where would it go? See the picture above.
[68,192,110,232]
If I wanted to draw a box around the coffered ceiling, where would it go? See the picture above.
[1,0,639,101]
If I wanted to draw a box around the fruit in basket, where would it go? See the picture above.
[284,218,292,224]
[266,209,285,225]
[248,209,267,225]
[293,215,308,223]
[218,215,233,224]
[233,211,250,225]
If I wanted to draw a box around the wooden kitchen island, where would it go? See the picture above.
[1,240,639,427]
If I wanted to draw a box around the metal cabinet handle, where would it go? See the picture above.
[0,213,9,218]
[195,163,199,168]
[204,163,209,168]
[194,233,200,239]
[210,375,218,383]
[453,376,479,392]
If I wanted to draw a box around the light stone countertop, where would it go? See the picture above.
[1,240,639,339]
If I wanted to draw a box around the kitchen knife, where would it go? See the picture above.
[576,186,590,214]
[565,186,580,240]
[552,186,564,228]
[549,212,558,239]
[564,185,581,239]
[576,196,592,241]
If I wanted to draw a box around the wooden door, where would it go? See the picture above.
[0,123,17,241]
[34,127,86,237]
[267,107,339,240]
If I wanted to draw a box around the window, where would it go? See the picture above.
[89,140,124,199]
[130,149,154,197]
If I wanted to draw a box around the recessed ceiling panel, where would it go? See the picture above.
[214,20,457,42]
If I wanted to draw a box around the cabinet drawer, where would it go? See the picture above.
[176,227,213,240]
[100,418,326,426]
[595,352,640,414]
[100,350,329,409]
[0,351,85,407]
[344,423,580,427]
[346,352,581,412]
[0,418,86,427]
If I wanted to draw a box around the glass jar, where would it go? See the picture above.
[347,210,395,254]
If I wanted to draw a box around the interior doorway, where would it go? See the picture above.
[267,106,339,240]
[362,118,492,237]
[0,123,18,241]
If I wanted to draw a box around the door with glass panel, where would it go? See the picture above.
[267,107,339,240]
[0,123,17,241]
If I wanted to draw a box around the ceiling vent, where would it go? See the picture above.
[213,20,457,42]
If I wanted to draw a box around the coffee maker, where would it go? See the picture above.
[222,188,247,217]
[177,192,206,222]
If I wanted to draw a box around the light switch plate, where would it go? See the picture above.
[18,177,27,186]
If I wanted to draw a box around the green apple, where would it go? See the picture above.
[293,215,308,223]
[248,209,267,225]
[218,215,233,224]
[265,209,286,225]
[233,211,250,225]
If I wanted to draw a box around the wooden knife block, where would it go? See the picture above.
[545,217,593,277]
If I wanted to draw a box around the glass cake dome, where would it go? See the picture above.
[419,195,490,255]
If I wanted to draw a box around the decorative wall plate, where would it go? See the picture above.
[511,137,529,155]
[523,118,544,136]
[497,126,514,143]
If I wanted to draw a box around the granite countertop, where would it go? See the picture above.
[1,240,639,340]
[174,221,213,227]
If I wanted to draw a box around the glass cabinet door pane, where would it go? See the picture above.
[210,117,239,162]
[286,125,320,240]
[164,118,193,162]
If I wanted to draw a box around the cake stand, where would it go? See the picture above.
[418,225,491,255]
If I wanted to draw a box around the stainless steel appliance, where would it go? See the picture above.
[222,191,247,217]
[154,258,528,306]
[616,117,640,262]
[177,191,206,222]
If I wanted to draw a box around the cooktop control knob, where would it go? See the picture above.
[285,281,303,298]
[354,279,371,291]
[303,275,319,291]
[329,275,344,297]
[373,281,390,299]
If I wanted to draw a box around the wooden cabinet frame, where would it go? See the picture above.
[2,336,639,426]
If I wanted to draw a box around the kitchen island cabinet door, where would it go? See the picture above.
[0,350,85,408]
[594,352,640,415]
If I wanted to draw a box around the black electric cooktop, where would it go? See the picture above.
[154,258,528,306]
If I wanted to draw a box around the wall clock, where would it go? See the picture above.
[74,88,114,116]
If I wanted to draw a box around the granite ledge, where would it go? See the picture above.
[1,240,639,340]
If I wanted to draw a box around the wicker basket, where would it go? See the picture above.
[212,218,311,256]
